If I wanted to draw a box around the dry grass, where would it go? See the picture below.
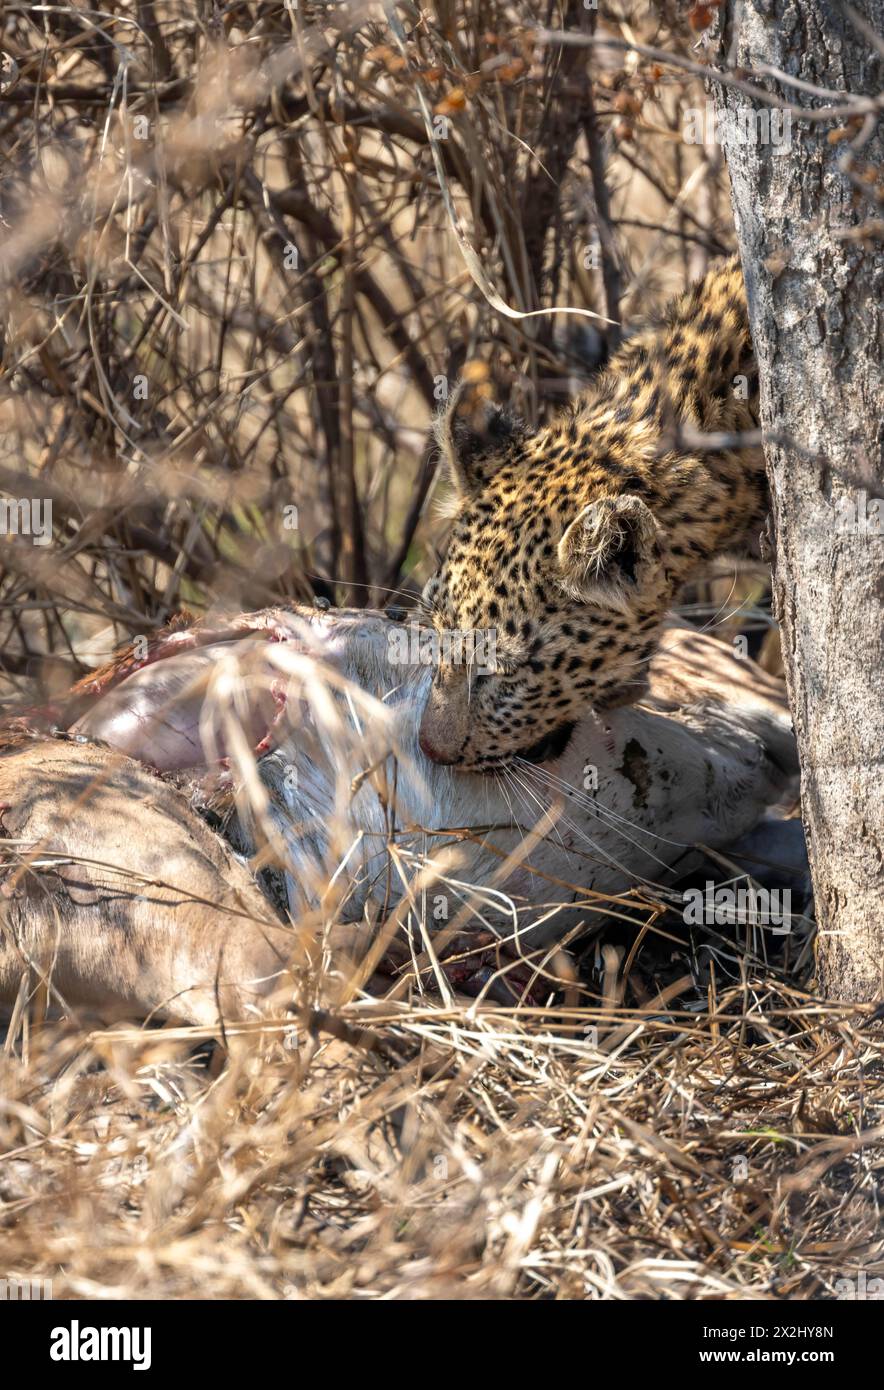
[2,981,883,1300]
[0,0,736,695]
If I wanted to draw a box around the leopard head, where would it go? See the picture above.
[417,383,671,772]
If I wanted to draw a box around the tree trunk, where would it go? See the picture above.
[716,1,884,1000]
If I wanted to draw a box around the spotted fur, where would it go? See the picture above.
[419,257,766,771]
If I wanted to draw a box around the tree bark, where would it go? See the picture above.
[716,0,884,1000]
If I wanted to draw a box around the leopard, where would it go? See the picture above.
[418,255,767,772]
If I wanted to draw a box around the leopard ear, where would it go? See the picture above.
[434,377,522,498]
[558,495,662,611]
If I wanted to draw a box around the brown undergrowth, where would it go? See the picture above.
[2,973,882,1300]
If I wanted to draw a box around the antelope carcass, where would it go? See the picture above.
[0,608,798,1027]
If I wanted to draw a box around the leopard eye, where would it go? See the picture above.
[473,664,518,682]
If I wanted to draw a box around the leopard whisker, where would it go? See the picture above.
[505,764,570,854]
[507,763,648,880]
[516,758,692,852]
[514,759,683,871]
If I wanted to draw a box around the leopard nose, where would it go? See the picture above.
[418,730,459,765]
